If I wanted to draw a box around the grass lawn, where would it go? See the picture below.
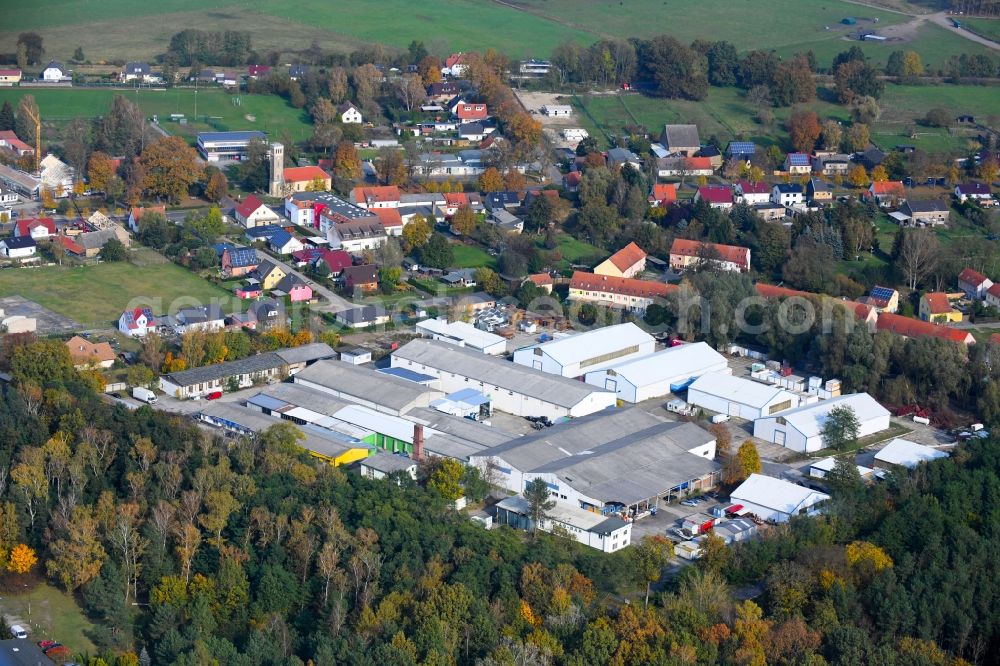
[451,244,497,270]
[0,257,236,328]
[3,0,987,64]
[543,232,605,267]
[960,17,1000,43]
[576,82,994,152]
[0,87,313,142]
[0,582,97,654]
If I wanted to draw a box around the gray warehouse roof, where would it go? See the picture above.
[254,382,354,415]
[405,406,515,449]
[476,409,719,505]
[294,359,442,413]
[393,338,612,409]
[361,451,417,474]
[273,342,336,365]
[163,352,285,388]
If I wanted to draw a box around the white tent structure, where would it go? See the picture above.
[584,342,730,403]
[753,393,890,453]
[730,474,830,523]
[686,373,799,420]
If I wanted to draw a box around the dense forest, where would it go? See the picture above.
[1,337,999,665]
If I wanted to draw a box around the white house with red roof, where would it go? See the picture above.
[234,195,280,228]
[0,69,22,86]
[649,183,677,207]
[867,181,906,207]
[0,131,34,156]
[441,53,469,77]
[127,205,166,233]
[958,267,993,300]
[670,238,750,273]
[693,185,734,210]
[986,283,1000,310]
[351,186,400,209]
[371,208,404,236]
[118,307,156,337]
[14,217,56,239]
[734,180,771,205]
[455,103,489,124]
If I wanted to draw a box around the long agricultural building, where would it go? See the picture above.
[391,338,617,419]
[469,408,720,517]
[160,343,335,398]
[512,323,655,378]
[584,341,730,402]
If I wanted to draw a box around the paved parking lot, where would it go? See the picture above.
[0,295,81,335]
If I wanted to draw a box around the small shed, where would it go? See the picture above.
[841,17,857,25]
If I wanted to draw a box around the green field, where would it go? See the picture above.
[576,83,990,153]
[961,17,1000,42]
[0,87,312,142]
[0,258,236,328]
[451,244,497,270]
[1,0,993,65]
[0,583,97,654]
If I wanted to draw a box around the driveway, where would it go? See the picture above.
[256,252,354,313]
[929,11,1000,51]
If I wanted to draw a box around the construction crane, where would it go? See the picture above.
[21,104,40,173]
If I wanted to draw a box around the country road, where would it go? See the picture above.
[928,12,1000,50]
[841,0,1000,51]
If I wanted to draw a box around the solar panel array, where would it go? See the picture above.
[870,286,895,302]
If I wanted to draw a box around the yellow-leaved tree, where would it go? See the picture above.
[8,543,38,574]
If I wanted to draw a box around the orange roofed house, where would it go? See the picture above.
[568,271,676,314]
[867,181,906,208]
[282,166,331,193]
[351,185,400,209]
[65,335,115,369]
[919,292,962,323]
[649,183,677,207]
[127,205,166,233]
[594,242,647,279]
[670,238,750,273]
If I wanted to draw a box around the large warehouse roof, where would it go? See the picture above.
[393,339,613,409]
[731,474,829,515]
[688,373,794,409]
[477,409,719,505]
[602,342,728,386]
[294,359,442,412]
[768,393,889,437]
[520,323,653,366]
[874,438,949,468]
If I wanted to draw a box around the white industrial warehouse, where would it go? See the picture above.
[391,338,617,419]
[686,373,800,420]
[512,323,655,378]
[874,438,949,471]
[415,317,507,355]
[730,474,830,523]
[584,341,730,402]
[753,393,891,452]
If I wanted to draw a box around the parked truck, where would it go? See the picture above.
[132,387,157,404]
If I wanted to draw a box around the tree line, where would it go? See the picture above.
[0,330,993,664]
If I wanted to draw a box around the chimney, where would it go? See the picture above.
[412,424,424,462]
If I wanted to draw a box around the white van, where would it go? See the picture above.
[9,624,28,639]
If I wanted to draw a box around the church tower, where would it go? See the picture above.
[268,142,285,197]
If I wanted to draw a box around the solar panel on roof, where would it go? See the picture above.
[870,286,894,300]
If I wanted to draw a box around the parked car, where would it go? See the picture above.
[8,624,28,639]
[206,391,223,400]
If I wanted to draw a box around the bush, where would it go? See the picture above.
[922,107,951,128]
